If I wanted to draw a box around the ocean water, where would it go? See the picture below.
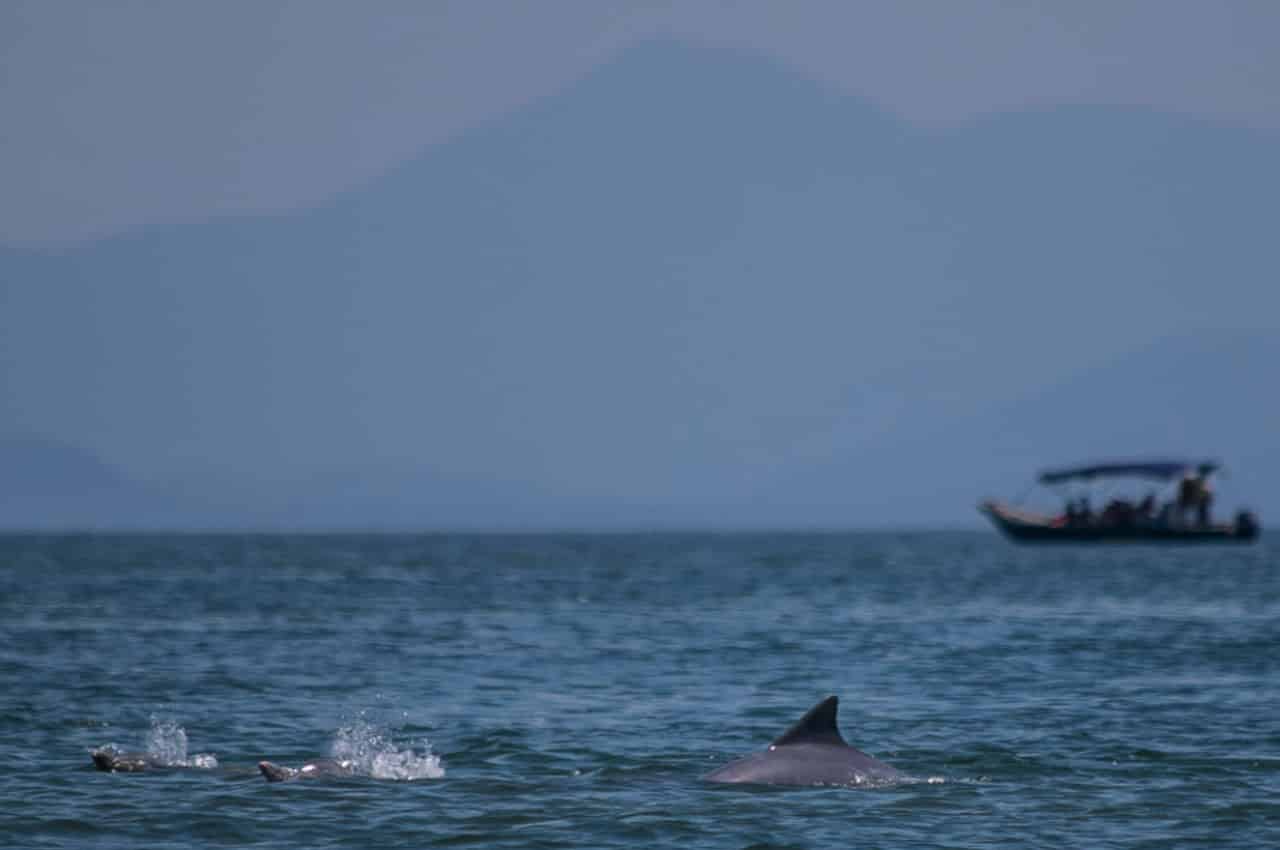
[2,532,1278,848]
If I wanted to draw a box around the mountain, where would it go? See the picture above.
[0,436,181,529]
[2,41,1276,528]
[767,331,1279,527]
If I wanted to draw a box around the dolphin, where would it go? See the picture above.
[90,745,218,772]
[91,747,165,773]
[704,696,901,786]
[258,758,357,782]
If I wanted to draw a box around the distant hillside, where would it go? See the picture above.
[769,332,1280,526]
[980,332,1279,516]
[2,41,1276,528]
[0,436,158,529]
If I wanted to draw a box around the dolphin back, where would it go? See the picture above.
[258,761,299,782]
[704,695,901,786]
[91,748,161,772]
[259,758,356,782]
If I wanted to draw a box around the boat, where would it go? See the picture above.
[980,459,1260,544]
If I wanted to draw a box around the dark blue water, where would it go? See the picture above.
[3,533,1278,848]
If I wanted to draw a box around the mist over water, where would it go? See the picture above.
[2,532,1278,848]
[5,42,1279,533]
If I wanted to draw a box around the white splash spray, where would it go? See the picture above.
[329,716,444,781]
[145,716,218,768]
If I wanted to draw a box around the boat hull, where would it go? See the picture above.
[980,501,1259,544]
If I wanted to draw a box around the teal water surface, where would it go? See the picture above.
[2,533,1278,848]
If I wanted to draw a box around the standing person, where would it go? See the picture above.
[1137,491,1156,520]
[1177,473,1199,525]
[1197,473,1214,526]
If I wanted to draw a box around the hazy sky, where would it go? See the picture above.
[4,1,1277,244]
[3,2,1278,528]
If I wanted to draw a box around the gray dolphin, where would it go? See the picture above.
[91,747,165,773]
[258,758,357,782]
[91,747,216,773]
[90,745,217,773]
[704,696,901,786]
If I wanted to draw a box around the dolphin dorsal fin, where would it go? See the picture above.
[770,696,847,747]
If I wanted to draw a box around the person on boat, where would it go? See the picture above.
[1198,475,1214,526]
[1102,499,1136,528]
[1177,473,1199,525]
[1177,470,1214,526]
[1137,491,1156,523]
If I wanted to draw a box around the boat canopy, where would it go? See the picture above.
[1038,459,1218,486]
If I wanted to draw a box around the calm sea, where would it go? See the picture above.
[2,532,1277,848]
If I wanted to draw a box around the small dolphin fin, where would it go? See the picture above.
[770,695,847,747]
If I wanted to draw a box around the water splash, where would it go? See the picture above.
[329,717,444,781]
[144,716,218,768]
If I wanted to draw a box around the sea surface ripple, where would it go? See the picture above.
[2,532,1278,848]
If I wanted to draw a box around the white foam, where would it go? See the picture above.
[329,717,444,781]
[145,716,218,768]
